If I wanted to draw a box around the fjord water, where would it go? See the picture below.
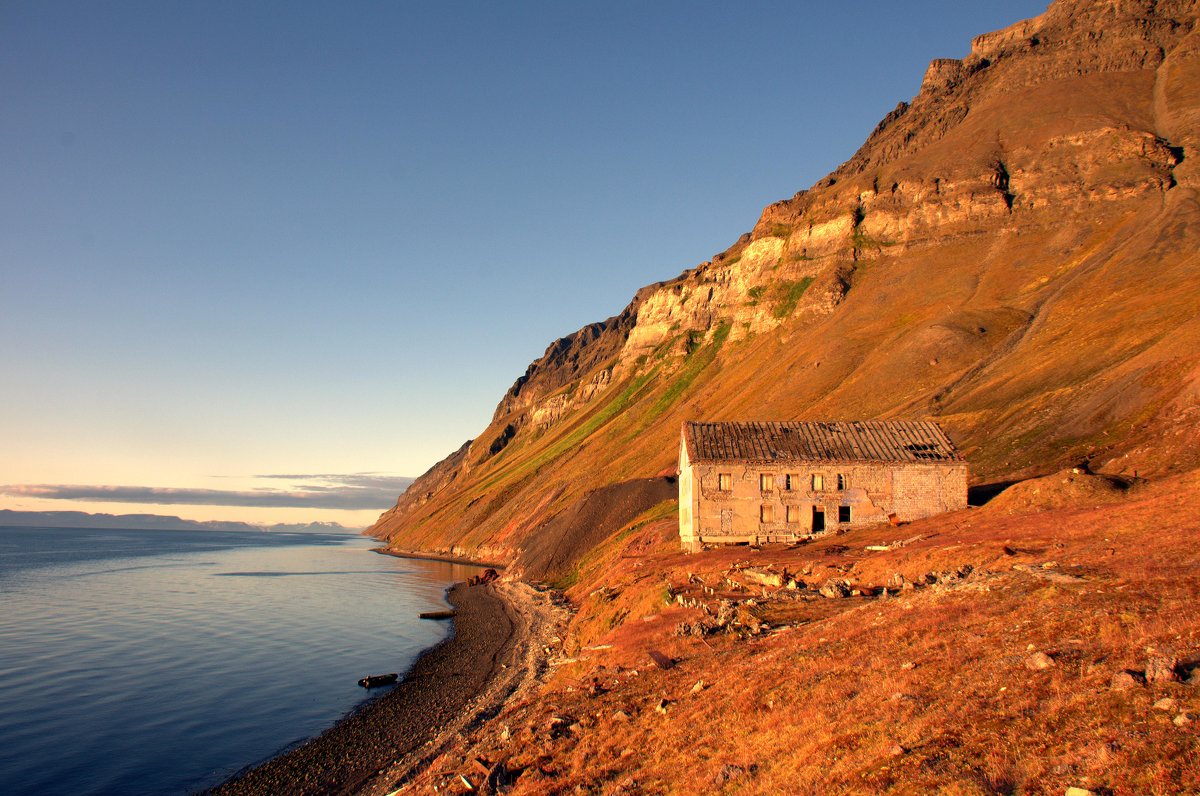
[0,526,476,795]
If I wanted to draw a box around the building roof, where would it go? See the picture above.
[682,420,964,465]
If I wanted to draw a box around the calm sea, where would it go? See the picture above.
[0,526,478,796]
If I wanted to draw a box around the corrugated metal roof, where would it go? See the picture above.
[682,420,964,464]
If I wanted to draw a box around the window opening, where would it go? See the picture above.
[718,473,732,491]
[838,505,851,523]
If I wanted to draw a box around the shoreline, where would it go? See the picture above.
[207,579,559,795]
[369,546,508,570]
[207,581,516,795]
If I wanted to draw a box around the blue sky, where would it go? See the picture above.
[0,1,1048,526]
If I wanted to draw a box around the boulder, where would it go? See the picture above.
[819,580,850,599]
[742,567,785,588]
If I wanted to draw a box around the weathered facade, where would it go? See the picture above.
[678,420,967,551]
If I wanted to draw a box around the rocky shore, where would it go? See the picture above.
[207,580,564,796]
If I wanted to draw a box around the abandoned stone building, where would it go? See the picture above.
[678,420,968,551]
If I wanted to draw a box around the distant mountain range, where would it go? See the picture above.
[0,509,359,534]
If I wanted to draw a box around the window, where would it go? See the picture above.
[785,473,800,491]
[717,472,732,491]
[760,504,774,523]
[760,473,775,492]
[786,505,800,523]
[812,474,824,491]
[838,505,851,523]
[837,473,847,490]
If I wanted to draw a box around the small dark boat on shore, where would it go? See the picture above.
[358,673,398,688]
[418,610,456,620]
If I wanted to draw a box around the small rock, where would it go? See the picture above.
[654,698,669,715]
[1154,697,1178,711]
[900,661,915,671]
[690,679,707,694]
[1065,788,1097,796]
[714,764,752,785]
[1146,654,1182,684]
[612,710,631,722]
[1025,652,1055,671]
[1175,713,1192,726]
[888,743,905,757]
[1111,669,1147,690]
[819,580,850,599]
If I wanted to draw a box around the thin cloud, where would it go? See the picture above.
[253,473,414,491]
[0,476,414,511]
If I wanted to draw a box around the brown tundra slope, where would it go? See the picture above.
[369,0,1200,568]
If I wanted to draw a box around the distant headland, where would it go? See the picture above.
[0,509,360,534]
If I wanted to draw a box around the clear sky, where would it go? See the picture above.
[0,1,1049,528]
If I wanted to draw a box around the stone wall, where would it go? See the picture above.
[683,459,967,549]
[678,439,699,550]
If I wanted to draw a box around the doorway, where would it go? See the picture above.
[812,507,825,533]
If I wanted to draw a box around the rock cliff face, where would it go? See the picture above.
[371,0,1200,563]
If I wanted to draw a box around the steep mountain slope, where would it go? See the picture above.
[370,0,1200,565]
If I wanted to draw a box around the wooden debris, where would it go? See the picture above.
[419,610,456,620]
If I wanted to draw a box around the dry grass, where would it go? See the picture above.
[399,469,1200,795]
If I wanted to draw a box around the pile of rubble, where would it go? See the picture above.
[669,561,982,638]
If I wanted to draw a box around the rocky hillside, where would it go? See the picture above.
[370,0,1200,565]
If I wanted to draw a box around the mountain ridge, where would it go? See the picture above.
[370,0,1200,566]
